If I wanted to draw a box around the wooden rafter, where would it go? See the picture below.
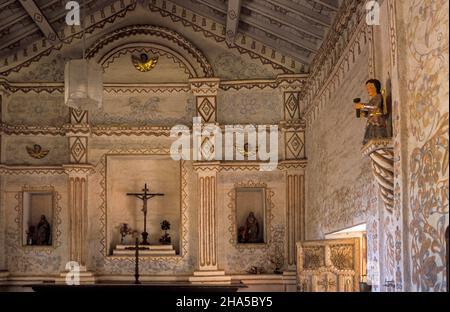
[169,0,312,65]
[263,0,332,27]
[225,0,242,45]
[0,0,97,52]
[195,0,318,53]
[243,1,324,39]
[0,0,60,34]
[18,0,60,44]
[0,0,15,11]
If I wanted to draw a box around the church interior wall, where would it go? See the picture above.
[0,0,447,292]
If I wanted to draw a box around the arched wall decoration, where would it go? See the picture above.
[98,45,194,78]
[86,25,214,78]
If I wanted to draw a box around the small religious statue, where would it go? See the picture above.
[159,220,171,245]
[353,79,390,145]
[36,215,51,245]
[119,223,136,244]
[241,212,260,243]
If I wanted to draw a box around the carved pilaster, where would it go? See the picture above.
[362,139,394,211]
[61,165,95,283]
[285,170,305,270]
[189,78,220,124]
[190,163,230,284]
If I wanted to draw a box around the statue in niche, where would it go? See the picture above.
[353,79,390,145]
[36,215,51,245]
[241,212,260,243]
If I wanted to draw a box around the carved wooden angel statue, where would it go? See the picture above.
[353,79,389,145]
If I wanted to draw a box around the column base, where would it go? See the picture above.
[189,271,232,285]
[58,267,96,285]
[282,271,298,292]
[0,271,9,284]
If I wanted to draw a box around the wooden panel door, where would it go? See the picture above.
[297,238,361,292]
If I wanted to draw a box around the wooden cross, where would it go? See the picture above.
[127,183,164,245]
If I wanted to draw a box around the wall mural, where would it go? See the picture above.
[15,54,68,82]
[5,93,69,126]
[218,89,282,124]
[90,95,196,126]
[213,52,275,80]
[403,0,449,292]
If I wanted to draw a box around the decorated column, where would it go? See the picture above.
[0,94,8,283]
[60,109,95,284]
[188,78,230,284]
[278,75,307,273]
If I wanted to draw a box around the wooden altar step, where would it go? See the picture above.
[112,244,176,256]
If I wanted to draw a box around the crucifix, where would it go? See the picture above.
[127,183,164,245]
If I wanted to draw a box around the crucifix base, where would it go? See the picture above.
[141,232,150,245]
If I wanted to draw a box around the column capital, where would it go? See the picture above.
[189,78,221,96]
[63,164,94,177]
[193,161,221,174]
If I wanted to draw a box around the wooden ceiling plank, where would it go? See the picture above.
[0,0,60,33]
[0,0,16,11]
[240,14,318,53]
[169,0,311,65]
[311,0,339,11]
[244,1,324,39]
[263,0,332,27]
[194,0,318,52]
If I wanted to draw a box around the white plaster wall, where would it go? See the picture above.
[304,43,378,239]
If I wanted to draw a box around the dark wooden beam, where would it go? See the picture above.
[225,0,242,45]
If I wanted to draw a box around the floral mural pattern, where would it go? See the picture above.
[404,0,449,292]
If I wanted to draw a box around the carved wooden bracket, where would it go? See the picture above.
[362,138,394,212]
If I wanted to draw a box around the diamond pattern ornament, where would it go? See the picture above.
[285,92,299,119]
[70,137,87,163]
[287,132,304,159]
[197,97,215,122]
[201,137,215,160]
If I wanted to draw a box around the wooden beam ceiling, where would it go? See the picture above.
[263,0,332,27]
[169,0,312,65]
[18,0,60,44]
